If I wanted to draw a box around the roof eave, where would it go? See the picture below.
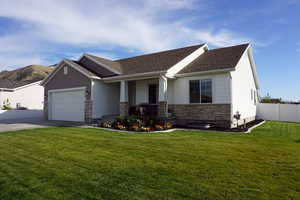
[0,88,14,92]
[175,68,236,78]
[103,71,167,82]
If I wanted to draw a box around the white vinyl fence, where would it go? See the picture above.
[257,103,300,123]
[0,110,43,121]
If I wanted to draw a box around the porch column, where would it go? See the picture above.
[120,80,129,117]
[158,75,168,118]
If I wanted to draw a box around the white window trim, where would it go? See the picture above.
[188,78,214,104]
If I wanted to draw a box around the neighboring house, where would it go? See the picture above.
[0,80,44,110]
[41,43,259,128]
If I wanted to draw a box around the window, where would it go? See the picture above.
[201,80,212,103]
[189,79,212,103]
[251,89,253,100]
[189,80,200,103]
[148,84,158,104]
[64,66,68,75]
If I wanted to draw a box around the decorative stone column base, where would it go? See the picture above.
[158,101,168,119]
[120,102,129,117]
[85,100,93,123]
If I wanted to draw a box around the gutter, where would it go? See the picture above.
[102,71,166,82]
[0,88,14,92]
[103,68,236,82]
[174,68,236,78]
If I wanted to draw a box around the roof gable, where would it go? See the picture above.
[115,44,205,75]
[178,44,249,74]
[41,59,100,86]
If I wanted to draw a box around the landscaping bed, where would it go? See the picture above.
[98,116,264,133]
[183,119,265,133]
[98,116,174,132]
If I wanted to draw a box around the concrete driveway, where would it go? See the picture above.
[0,118,85,132]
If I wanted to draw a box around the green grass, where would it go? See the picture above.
[0,121,299,200]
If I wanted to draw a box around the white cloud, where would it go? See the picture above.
[0,0,259,69]
[143,0,198,10]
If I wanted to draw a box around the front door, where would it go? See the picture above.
[148,84,158,104]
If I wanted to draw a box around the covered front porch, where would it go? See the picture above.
[110,75,170,119]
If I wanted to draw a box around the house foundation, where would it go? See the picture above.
[168,104,232,128]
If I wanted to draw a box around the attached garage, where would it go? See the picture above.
[42,58,120,123]
[48,88,85,122]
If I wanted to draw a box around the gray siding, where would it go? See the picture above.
[43,64,92,122]
[44,64,91,99]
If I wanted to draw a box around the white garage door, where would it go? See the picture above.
[50,89,85,122]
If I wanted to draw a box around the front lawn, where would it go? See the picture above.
[0,121,299,200]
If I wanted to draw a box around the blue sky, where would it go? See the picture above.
[0,0,299,100]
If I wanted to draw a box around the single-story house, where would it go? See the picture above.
[0,80,44,110]
[41,43,259,128]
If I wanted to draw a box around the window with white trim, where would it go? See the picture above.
[189,79,212,103]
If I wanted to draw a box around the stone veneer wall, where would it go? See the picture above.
[84,100,93,123]
[158,101,168,118]
[168,104,232,128]
[120,102,129,117]
[44,93,48,120]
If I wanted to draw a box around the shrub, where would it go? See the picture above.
[2,99,12,110]
[99,122,111,128]
[111,117,174,132]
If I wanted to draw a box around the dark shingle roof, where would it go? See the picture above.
[78,56,119,77]
[79,43,249,78]
[80,44,204,77]
[178,44,249,74]
[115,44,205,75]
[85,54,122,74]
[0,80,16,89]
[0,79,42,89]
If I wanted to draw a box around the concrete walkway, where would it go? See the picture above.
[0,118,84,132]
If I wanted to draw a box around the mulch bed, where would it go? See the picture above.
[176,119,265,133]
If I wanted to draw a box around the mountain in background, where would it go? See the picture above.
[0,65,54,88]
